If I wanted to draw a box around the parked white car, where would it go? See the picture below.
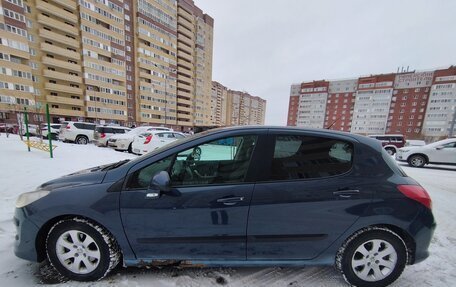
[132,131,186,155]
[94,125,131,147]
[40,123,61,140]
[108,126,172,153]
[58,122,97,144]
[396,138,456,167]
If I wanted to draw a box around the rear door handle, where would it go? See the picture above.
[217,196,244,206]
[333,190,360,198]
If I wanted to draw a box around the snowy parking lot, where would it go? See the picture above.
[0,135,455,286]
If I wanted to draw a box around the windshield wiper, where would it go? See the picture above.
[101,159,130,171]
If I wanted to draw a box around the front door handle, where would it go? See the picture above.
[217,196,244,206]
[146,192,160,199]
[333,190,360,198]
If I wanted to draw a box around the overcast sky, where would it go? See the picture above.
[196,0,456,125]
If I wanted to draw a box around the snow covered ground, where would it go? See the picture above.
[0,134,455,286]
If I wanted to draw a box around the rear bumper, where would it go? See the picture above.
[410,208,436,264]
[14,208,40,262]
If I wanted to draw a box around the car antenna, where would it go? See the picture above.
[326,115,343,130]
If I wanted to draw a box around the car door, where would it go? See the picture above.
[120,133,263,260]
[247,131,373,260]
[429,141,456,163]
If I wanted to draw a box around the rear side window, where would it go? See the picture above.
[74,123,84,129]
[84,124,96,130]
[270,135,353,180]
[114,128,127,134]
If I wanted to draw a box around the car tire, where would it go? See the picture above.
[76,136,89,145]
[46,218,120,282]
[336,227,407,287]
[385,148,396,156]
[407,154,426,168]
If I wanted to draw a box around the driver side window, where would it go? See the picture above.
[170,135,257,186]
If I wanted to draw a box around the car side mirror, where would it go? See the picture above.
[435,146,444,150]
[150,171,171,193]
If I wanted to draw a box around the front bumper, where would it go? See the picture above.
[14,208,40,262]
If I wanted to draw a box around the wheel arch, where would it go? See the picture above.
[339,223,416,265]
[35,214,122,263]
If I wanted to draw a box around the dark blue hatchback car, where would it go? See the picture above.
[14,126,435,286]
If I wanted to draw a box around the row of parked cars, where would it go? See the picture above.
[56,121,187,155]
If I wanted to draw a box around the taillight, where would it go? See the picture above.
[66,125,70,129]
[144,135,153,144]
[397,185,432,210]
[100,133,106,138]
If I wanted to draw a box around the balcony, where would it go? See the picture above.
[177,80,193,91]
[177,59,193,71]
[177,97,192,107]
[178,7,193,21]
[46,95,84,106]
[36,0,78,23]
[177,34,193,48]
[39,29,79,48]
[43,69,82,83]
[177,67,193,78]
[178,14,193,29]
[52,0,77,10]
[37,14,78,36]
[87,111,127,121]
[177,106,192,113]
[42,56,81,72]
[45,83,83,95]
[41,43,80,60]
[177,89,192,99]
[177,50,193,62]
[49,107,84,117]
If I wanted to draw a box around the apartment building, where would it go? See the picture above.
[0,0,214,131]
[325,79,357,131]
[226,89,266,126]
[423,67,456,139]
[293,81,329,129]
[0,0,36,121]
[387,71,433,135]
[288,66,456,139]
[211,80,228,126]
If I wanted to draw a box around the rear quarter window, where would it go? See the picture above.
[270,135,354,180]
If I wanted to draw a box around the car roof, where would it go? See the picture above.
[95,125,130,129]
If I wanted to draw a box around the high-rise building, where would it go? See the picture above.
[423,67,456,138]
[211,81,228,126]
[226,90,266,126]
[0,0,213,132]
[387,71,433,135]
[288,66,456,139]
[325,79,357,131]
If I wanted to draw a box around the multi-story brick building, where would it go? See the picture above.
[288,66,456,139]
[423,67,456,139]
[387,71,433,136]
[0,0,214,132]
[325,79,357,131]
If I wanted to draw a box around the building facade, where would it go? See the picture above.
[225,89,266,126]
[0,0,214,131]
[288,66,456,139]
[210,80,227,126]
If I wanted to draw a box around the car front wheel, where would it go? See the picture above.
[385,148,396,156]
[336,227,407,287]
[408,154,426,168]
[46,218,120,281]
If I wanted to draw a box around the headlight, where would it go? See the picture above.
[16,190,50,208]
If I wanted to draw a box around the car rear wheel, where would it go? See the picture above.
[408,154,426,168]
[75,136,89,145]
[336,227,407,287]
[46,218,120,281]
[385,148,396,156]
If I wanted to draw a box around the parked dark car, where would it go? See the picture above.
[14,126,435,286]
[368,134,406,155]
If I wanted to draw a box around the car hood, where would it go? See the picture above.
[399,146,423,151]
[38,165,109,191]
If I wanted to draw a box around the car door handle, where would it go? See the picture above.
[145,192,160,199]
[217,196,244,206]
[333,190,360,198]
